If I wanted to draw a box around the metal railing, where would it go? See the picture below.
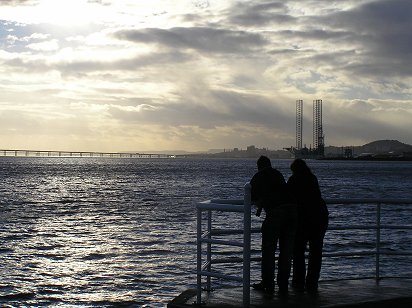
[196,185,412,307]
[196,183,252,307]
[323,198,412,281]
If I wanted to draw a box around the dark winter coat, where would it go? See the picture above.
[251,167,295,213]
[287,171,328,232]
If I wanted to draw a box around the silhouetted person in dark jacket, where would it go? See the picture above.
[251,156,297,295]
[287,159,328,291]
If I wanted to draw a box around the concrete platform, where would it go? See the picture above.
[168,278,412,307]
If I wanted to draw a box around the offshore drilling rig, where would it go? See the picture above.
[285,99,325,159]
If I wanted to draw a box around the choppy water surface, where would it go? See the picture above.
[0,158,411,307]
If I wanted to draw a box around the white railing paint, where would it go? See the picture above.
[196,183,251,307]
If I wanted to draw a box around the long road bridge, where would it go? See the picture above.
[0,149,182,158]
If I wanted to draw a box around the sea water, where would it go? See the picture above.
[0,157,411,307]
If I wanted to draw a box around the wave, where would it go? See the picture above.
[81,252,118,261]
[87,299,145,307]
[0,292,36,301]
[0,248,14,254]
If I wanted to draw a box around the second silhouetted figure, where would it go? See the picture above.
[287,159,328,291]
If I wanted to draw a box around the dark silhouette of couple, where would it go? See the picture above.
[250,156,328,296]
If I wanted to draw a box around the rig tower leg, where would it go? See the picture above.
[313,99,324,157]
[296,100,303,150]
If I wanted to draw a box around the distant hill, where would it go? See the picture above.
[360,140,412,153]
[128,140,412,158]
[325,140,412,156]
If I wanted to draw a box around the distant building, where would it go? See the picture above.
[403,152,412,158]
[247,145,256,153]
[344,148,353,158]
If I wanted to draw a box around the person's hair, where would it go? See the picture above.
[290,158,312,174]
[257,155,271,170]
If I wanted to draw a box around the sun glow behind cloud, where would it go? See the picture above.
[0,0,222,28]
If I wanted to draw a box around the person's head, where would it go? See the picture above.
[257,155,271,171]
[290,158,311,174]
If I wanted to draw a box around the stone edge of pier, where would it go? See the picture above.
[167,278,412,308]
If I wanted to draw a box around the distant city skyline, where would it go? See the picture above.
[1,0,411,152]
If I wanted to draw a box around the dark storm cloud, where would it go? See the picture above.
[2,56,48,73]
[228,1,295,26]
[108,89,294,131]
[57,51,192,75]
[114,27,268,54]
[279,29,352,41]
[209,90,293,129]
[2,51,192,75]
[324,0,412,77]
[108,102,221,129]
[327,107,412,147]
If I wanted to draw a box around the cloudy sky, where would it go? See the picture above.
[0,0,411,152]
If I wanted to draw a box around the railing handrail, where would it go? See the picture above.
[324,198,412,204]
[197,201,245,212]
[205,197,412,206]
[208,198,412,205]
[196,193,412,308]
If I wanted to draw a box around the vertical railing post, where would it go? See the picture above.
[196,206,202,304]
[376,202,381,282]
[243,183,251,307]
[207,209,212,291]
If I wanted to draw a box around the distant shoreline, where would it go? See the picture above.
[320,156,412,161]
